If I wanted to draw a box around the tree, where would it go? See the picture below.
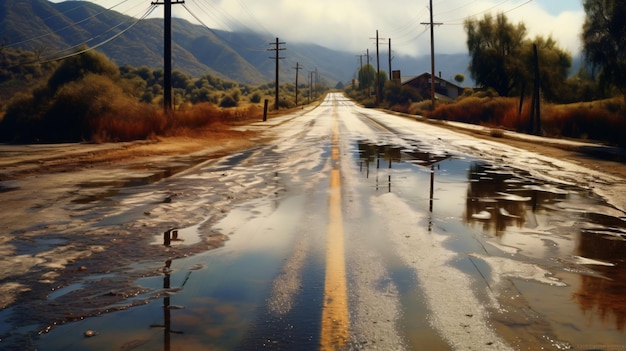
[582,0,626,102]
[47,48,119,92]
[524,36,572,102]
[377,70,388,99]
[465,13,527,97]
[358,64,376,91]
[465,13,571,101]
[454,74,465,84]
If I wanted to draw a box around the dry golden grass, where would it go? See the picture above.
[90,102,265,142]
[402,96,625,146]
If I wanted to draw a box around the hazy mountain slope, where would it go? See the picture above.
[1,0,482,86]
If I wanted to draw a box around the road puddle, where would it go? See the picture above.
[4,122,625,350]
[34,190,318,350]
[354,139,626,348]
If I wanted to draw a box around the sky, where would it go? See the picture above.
[52,0,586,57]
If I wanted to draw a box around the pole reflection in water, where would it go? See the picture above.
[429,164,434,231]
[356,140,449,230]
[150,259,185,351]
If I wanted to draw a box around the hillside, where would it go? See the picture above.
[0,0,475,85]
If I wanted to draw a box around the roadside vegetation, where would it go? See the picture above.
[0,47,327,143]
[347,0,626,147]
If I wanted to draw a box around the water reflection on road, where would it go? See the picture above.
[4,95,625,350]
[355,139,626,348]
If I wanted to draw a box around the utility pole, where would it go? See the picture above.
[152,0,185,115]
[388,38,393,81]
[293,62,302,106]
[355,54,363,90]
[421,0,442,110]
[370,30,386,105]
[268,38,286,110]
[355,54,365,91]
[309,71,313,102]
[529,43,541,135]
[315,68,319,98]
[366,49,370,96]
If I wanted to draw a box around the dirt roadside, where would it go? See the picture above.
[0,128,262,181]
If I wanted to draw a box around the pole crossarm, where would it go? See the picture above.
[151,0,185,4]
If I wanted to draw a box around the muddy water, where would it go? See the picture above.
[353,140,626,349]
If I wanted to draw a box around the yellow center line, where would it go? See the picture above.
[320,102,349,350]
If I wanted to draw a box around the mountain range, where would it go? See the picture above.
[1,0,477,86]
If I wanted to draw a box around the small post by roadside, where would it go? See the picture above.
[263,99,269,122]
[163,228,171,246]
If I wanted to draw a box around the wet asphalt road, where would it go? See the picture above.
[1,93,626,350]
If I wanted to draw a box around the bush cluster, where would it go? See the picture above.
[0,48,328,143]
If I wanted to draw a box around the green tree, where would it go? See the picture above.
[465,13,571,101]
[582,0,626,102]
[465,13,527,96]
[1,49,130,142]
[377,70,388,96]
[524,36,572,102]
[358,64,376,91]
[383,80,422,106]
[454,73,465,84]
[47,48,119,92]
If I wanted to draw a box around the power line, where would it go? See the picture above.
[38,4,158,64]
[5,0,137,48]
[234,0,276,39]
[503,0,533,14]
[441,0,515,24]
[186,0,274,45]
[181,2,268,52]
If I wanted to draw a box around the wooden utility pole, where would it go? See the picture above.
[152,0,184,114]
[268,38,286,110]
[421,0,442,110]
[293,62,302,106]
[529,43,541,135]
[366,49,370,96]
[370,30,386,105]
[388,38,393,81]
[375,30,381,105]
[315,68,319,98]
[309,71,313,102]
[356,54,364,90]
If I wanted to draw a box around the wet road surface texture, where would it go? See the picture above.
[1,93,625,350]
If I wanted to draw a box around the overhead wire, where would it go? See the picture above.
[187,0,239,31]
[5,0,135,48]
[38,3,158,63]
[180,2,267,52]
[184,0,272,48]
[434,0,475,17]
[503,0,533,14]
[387,7,429,38]
[440,0,515,24]
[234,0,276,39]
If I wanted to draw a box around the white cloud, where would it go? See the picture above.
[201,0,585,57]
[76,0,586,57]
